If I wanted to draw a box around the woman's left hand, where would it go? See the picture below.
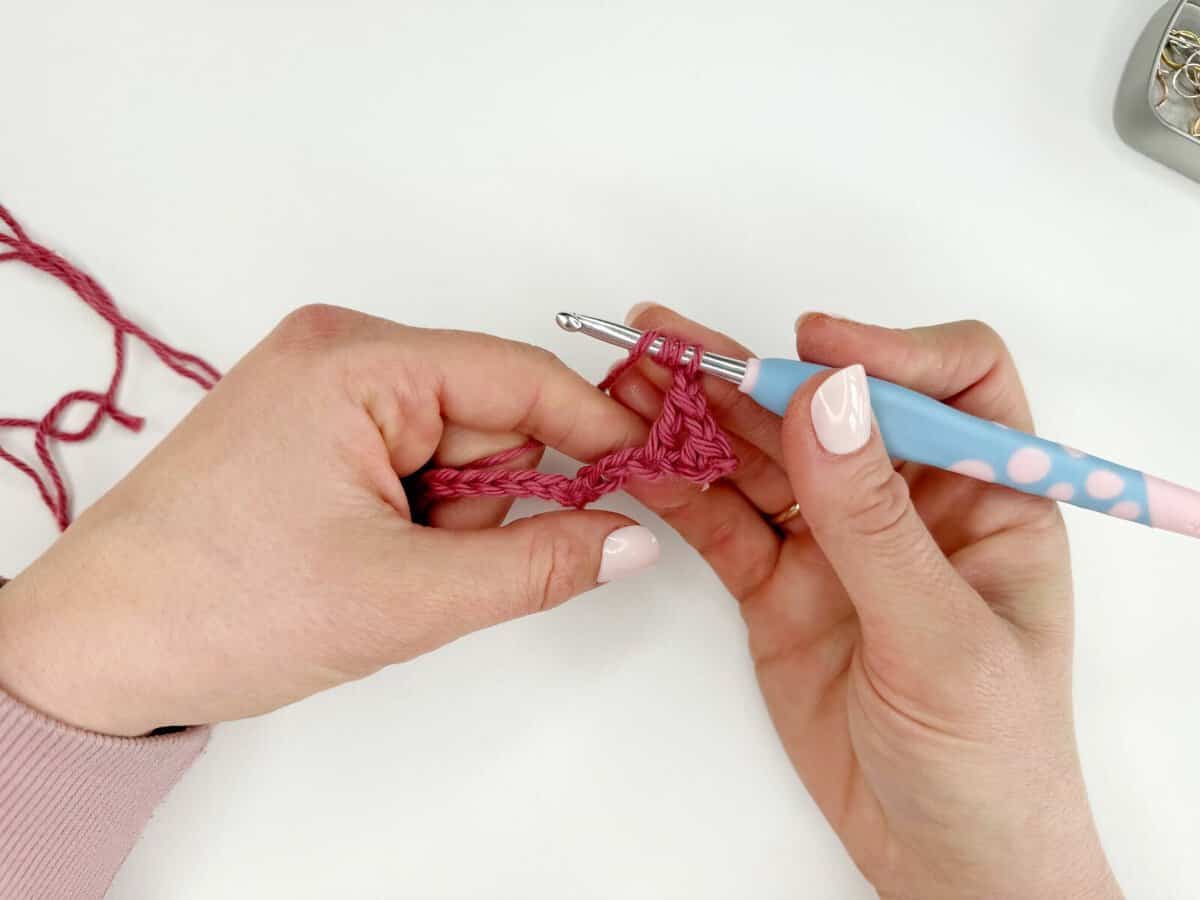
[0,305,659,736]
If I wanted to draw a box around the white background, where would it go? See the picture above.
[1,1,1198,897]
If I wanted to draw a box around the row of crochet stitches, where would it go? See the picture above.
[420,330,739,507]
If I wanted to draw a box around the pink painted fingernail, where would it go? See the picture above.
[625,302,658,326]
[596,525,660,583]
[811,364,872,455]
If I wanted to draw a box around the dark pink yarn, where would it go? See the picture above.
[420,329,738,508]
[0,204,221,530]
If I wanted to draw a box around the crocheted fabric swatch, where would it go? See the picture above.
[0,200,734,522]
[420,329,738,507]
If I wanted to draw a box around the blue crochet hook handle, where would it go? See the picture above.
[557,313,1200,541]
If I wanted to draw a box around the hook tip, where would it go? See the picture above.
[555,312,583,332]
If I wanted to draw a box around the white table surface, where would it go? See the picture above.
[2,1,1197,897]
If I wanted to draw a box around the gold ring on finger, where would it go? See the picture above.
[769,501,803,526]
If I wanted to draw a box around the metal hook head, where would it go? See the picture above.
[555,312,584,332]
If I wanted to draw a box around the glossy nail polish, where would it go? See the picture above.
[596,525,660,583]
[811,364,872,455]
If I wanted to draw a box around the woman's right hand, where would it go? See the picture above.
[613,305,1122,900]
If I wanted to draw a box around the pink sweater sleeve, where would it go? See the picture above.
[0,582,209,899]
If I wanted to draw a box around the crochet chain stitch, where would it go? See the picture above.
[0,202,736,527]
[420,329,739,507]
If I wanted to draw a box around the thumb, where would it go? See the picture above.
[781,364,994,668]
[405,511,660,637]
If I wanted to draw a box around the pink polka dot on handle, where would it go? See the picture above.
[1007,447,1052,484]
[1086,470,1125,500]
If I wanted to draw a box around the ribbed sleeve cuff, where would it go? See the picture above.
[0,686,209,899]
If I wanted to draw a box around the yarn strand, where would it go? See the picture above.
[420,329,739,508]
[0,203,736,526]
[0,204,221,530]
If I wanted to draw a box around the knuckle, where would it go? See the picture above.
[842,467,912,539]
[696,513,740,559]
[274,303,358,349]
[524,528,585,615]
[520,340,563,371]
[637,481,699,518]
[732,445,774,484]
[961,319,1008,355]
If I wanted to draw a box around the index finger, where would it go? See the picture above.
[795,315,1035,432]
[382,326,649,476]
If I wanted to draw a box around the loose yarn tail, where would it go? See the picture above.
[0,204,221,530]
[420,329,739,508]
[0,203,733,526]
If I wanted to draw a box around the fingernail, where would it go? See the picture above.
[794,312,819,333]
[597,525,660,583]
[795,312,853,333]
[811,364,872,455]
[625,302,658,326]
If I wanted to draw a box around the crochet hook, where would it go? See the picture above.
[555,312,1200,540]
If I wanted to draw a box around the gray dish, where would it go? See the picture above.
[1115,1,1200,183]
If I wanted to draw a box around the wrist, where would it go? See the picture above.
[0,569,80,730]
[876,824,1122,900]
[882,872,1121,900]
[0,559,153,737]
